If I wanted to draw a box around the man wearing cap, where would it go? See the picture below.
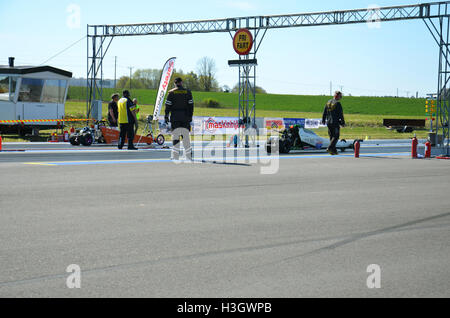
[165,77,194,160]
[322,91,346,155]
[118,90,138,150]
[108,94,120,127]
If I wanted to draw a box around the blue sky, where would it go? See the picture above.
[0,0,438,96]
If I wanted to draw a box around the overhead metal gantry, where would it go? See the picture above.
[87,1,450,154]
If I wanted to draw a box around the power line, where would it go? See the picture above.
[40,36,86,66]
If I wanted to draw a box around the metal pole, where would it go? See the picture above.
[100,35,104,103]
[114,56,117,89]
[437,17,443,150]
[92,27,97,115]
[129,67,133,90]
[444,15,450,156]
[86,25,89,119]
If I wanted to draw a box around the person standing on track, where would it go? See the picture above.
[133,98,141,121]
[164,77,194,161]
[322,91,346,155]
[133,98,140,135]
[108,93,119,128]
[118,90,138,150]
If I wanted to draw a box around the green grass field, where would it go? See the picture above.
[68,86,427,116]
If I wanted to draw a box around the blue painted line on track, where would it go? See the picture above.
[24,152,410,166]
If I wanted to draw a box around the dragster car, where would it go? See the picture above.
[266,125,360,154]
[69,118,165,147]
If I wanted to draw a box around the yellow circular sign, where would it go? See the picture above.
[233,29,253,55]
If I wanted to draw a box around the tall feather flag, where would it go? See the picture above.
[153,57,176,119]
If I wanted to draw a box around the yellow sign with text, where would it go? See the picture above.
[233,29,253,55]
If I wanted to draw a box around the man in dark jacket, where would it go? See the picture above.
[165,78,194,160]
[118,90,138,150]
[108,94,119,127]
[322,91,346,155]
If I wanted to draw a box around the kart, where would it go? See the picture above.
[266,125,360,154]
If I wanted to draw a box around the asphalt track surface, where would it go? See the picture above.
[0,141,449,297]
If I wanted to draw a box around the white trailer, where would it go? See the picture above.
[0,60,72,134]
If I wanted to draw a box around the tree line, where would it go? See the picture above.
[116,56,266,94]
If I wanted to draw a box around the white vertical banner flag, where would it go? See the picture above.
[153,57,176,118]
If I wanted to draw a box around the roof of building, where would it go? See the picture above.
[0,65,72,78]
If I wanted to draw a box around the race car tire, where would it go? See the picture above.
[279,140,291,154]
[79,133,94,146]
[266,138,280,154]
[69,135,80,146]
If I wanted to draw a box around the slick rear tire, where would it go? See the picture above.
[279,140,291,154]
[79,133,93,146]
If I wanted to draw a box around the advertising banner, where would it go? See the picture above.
[153,57,176,119]
[201,117,241,135]
[264,118,284,132]
[304,118,326,129]
[283,118,306,128]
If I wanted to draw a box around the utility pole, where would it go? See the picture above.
[129,66,133,90]
[330,81,332,96]
[114,56,117,89]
